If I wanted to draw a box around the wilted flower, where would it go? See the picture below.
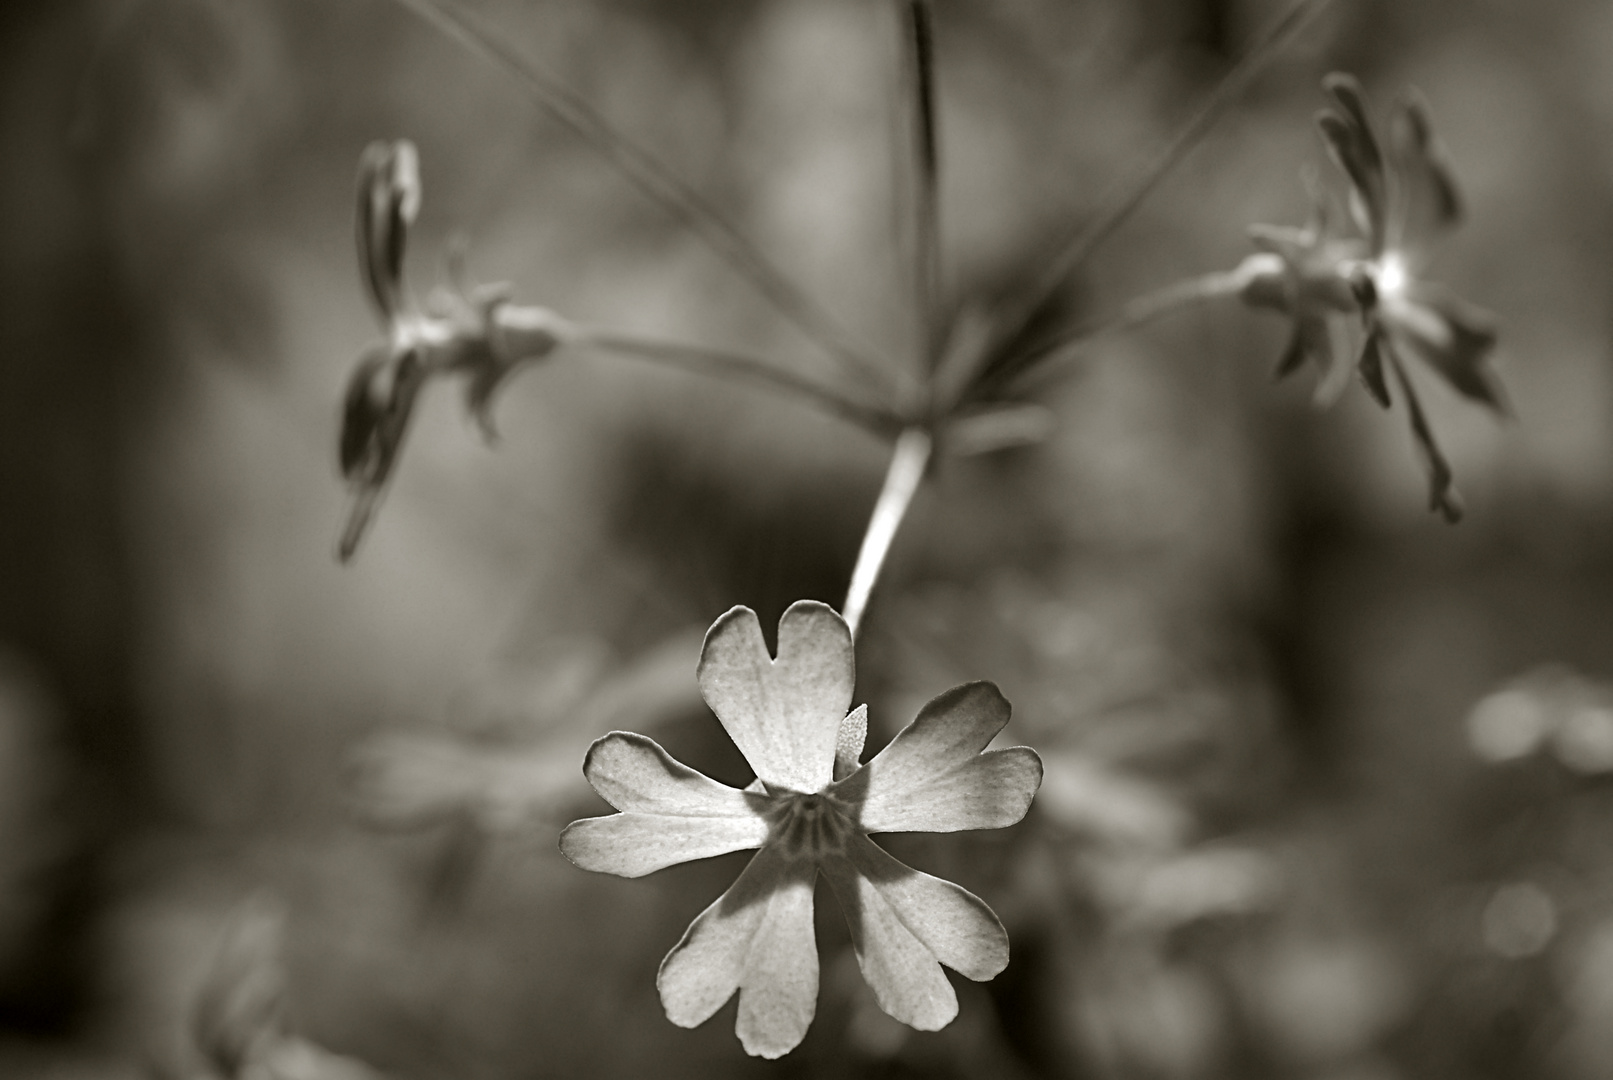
[1239,74,1505,520]
[338,139,568,560]
[561,600,1042,1058]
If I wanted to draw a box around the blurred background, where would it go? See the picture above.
[3,0,1613,1077]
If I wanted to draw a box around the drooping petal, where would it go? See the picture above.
[697,602,853,793]
[560,812,769,878]
[337,345,429,562]
[1386,349,1464,523]
[582,732,758,817]
[657,845,820,1059]
[1384,286,1505,412]
[836,682,1042,834]
[1357,329,1392,408]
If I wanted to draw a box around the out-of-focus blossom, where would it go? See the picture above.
[561,601,1042,1058]
[192,900,383,1080]
[1239,74,1505,521]
[338,139,569,560]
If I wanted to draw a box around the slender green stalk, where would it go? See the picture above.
[843,427,932,639]
[979,0,1335,385]
[390,0,893,397]
[572,327,903,438]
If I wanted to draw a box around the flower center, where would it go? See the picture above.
[1374,252,1408,299]
[768,791,854,860]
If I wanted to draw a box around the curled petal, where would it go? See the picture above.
[823,834,1009,1030]
[356,140,420,322]
[657,846,819,1058]
[1318,73,1387,247]
[582,732,758,817]
[836,682,1042,834]
[560,812,768,878]
[697,602,853,793]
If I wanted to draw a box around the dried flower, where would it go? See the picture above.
[561,600,1042,1058]
[1241,74,1505,520]
[338,139,569,560]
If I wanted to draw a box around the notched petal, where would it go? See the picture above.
[582,732,757,817]
[697,602,853,793]
[657,846,820,1058]
[838,682,1043,834]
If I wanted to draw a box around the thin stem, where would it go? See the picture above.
[1006,267,1252,396]
[900,0,943,379]
[572,327,903,438]
[980,0,1335,384]
[390,0,893,397]
[842,427,932,639]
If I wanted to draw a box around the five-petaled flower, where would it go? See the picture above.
[1238,73,1505,521]
[339,139,567,561]
[560,600,1043,1058]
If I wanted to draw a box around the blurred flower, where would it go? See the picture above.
[1240,74,1505,521]
[193,899,383,1080]
[338,140,569,560]
[560,600,1042,1058]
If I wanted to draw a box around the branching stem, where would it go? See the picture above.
[1007,267,1252,395]
[843,427,932,639]
[981,0,1335,384]
[390,0,893,397]
[570,326,903,438]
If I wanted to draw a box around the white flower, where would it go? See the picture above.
[561,600,1043,1058]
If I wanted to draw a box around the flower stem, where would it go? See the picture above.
[1004,267,1253,395]
[570,326,903,438]
[842,427,932,639]
[979,0,1336,382]
[900,0,942,379]
[390,0,894,398]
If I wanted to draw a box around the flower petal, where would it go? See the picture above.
[822,834,1010,1030]
[582,732,757,817]
[1386,286,1505,412]
[657,845,819,1058]
[697,601,853,793]
[1388,89,1462,251]
[1357,329,1392,408]
[836,682,1042,834]
[560,813,768,878]
[1318,73,1387,248]
[1386,349,1464,523]
[834,705,868,782]
[356,140,420,322]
